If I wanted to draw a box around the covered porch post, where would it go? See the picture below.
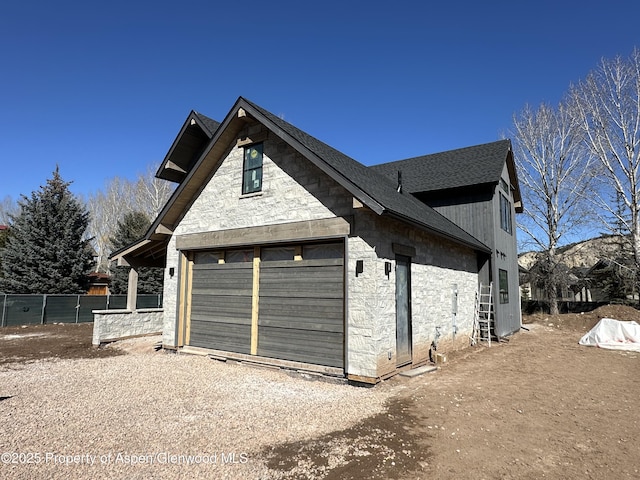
[126,266,139,311]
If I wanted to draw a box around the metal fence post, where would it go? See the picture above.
[41,294,47,324]
[75,295,80,323]
[1,294,6,327]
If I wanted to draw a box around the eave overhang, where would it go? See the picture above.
[115,97,495,265]
[384,209,491,254]
[155,111,218,183]
[505,146,524,213]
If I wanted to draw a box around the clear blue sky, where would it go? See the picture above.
[1,0,639,203]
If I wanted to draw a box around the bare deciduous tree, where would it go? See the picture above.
[512,101,595,314]
[571,48,640,301]
[87,165,174,273]
[0,195,18,226]
[133,164,174,220]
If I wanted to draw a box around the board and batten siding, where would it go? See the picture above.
[417,168,521,338]
[492,163,522,337]
[418,188,494,250]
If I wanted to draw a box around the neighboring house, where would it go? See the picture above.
[518,235,637,305]
[87,272,110,295]
[519,250,638,305]
[103,97,522,384]
[520,260,592,303]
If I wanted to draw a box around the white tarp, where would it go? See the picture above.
[579,318,640,352]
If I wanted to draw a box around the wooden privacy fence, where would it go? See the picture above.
[0,294,163,327]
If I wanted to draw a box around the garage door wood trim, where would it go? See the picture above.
[175,217,351,250]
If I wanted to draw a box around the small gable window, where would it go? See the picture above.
[242,143,263,194]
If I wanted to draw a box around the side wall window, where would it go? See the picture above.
[499,269,509,304]
[499,192,512,234]
[242,143,263,194]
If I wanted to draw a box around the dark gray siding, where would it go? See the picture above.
[491,164,522,337]
[258,258,344,367]
[189,262,253,353]
[416,187,494,247]
[417,178,521,337]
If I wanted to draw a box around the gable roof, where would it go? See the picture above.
[370,140,523,212]
[155,111,221,183]
[193,112,220,135]
[242,99,489,252]
[113,97,491,265]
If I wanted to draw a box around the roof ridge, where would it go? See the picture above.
[240,98,489,252]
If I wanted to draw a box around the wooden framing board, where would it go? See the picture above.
[175,217,351,251]
[177,252,187,346]
[251,246,260,355]
[184,253,194,345]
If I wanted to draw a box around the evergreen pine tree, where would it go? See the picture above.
[0,226,8,277]
[109,211,163,294]
[0,167,95,293]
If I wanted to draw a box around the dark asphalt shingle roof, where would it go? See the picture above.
[193,112,220,137]
[243,98,489,252]
[370,140,512,193]
[115,97,497,262]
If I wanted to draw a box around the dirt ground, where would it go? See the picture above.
[1,306,639,479]
[0,323,123,365]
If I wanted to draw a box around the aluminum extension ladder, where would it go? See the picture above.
[473,282,494,346]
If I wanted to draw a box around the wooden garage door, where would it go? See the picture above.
[258,243,344,368]
[189,249,253,353]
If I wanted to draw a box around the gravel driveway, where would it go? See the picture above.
[0,335,395,479]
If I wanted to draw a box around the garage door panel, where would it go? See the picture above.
[189,262,253,354]
[191,313,251,326]
[260,264,343,278]
[192,277,253,290]
[190,296,252,317]
[259,302,343,331]
[259,298,343,318]
[259,315,343,333]
[193,262,251,270]
[260,281,343,297]
[260,265,343,299]
[192,272,253,291]
[257,328,343,368]
[191,295,252,309]
[189,320,251,353]
[258,256,344,367]
[187,241,344,368]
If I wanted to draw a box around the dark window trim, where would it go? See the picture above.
[499,268,509,304]
[242,143,263,195]
[499,192,512,234]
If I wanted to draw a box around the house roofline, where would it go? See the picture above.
[384,210,491,254]
[115,97,497,263]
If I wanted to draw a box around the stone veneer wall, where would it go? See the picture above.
[347,210,479,379]
[159,122,480,381]
[92,309,163,346]
[161,127,354,347]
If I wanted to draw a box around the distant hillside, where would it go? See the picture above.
[518,235,629,270]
